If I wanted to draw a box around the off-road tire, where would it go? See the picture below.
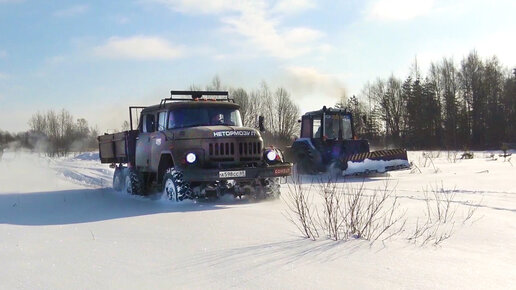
[113,167,124,192]
[294,143,318,175]
[262,178,281,199]
[125,168,144,195]
[328,161,345,180]
[162,168,192,201]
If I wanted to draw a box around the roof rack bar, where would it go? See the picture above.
[160,90,234,107]
[170,90,229,97]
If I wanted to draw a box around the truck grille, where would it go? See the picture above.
[239,142,261,156]
[208,141,262,162]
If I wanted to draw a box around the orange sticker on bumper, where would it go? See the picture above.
[274,167,291,175]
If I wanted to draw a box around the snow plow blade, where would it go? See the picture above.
[342,149,410,176]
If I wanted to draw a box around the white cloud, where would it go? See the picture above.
[153,0,326,59]
[412,29,516,75]
[94,36,185,60]
[152,0,240,14]
[53,4,89,17]
[368,0,434,21]
[284,27,323,43]
[0,72,9,79]
[271,0,315,15]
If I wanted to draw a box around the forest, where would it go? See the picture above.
[348,51,516,149]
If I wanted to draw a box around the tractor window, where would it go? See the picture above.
[313,117,322,138]
[325,115,339,140]
[301,117,311,138]
[342,115,353,139]
[158,112,167,131]
[143,114,155,133]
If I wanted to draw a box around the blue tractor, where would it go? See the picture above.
[288,106,410,176]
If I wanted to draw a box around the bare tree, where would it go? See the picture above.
[206,75,223,91]
[231,88,250,125]
[28,109,99,156]
[274,88,300,139]
[121,120,130,131]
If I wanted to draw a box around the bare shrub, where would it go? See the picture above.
[285,177,479,247]
[283,178,319,240]
[462,196,483,224]
[421,152,440,173]
[447,150,458,163]
[410,162,422,174]
[424,183,459,224]
[317,178,346,241]
[286,177,406,244]
[407,183,480,246]
[344,181,406,243]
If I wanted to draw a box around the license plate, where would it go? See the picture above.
[219,170,246,178]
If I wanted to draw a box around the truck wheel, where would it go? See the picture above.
[263,178,281,199]
[162,168,191,201]
[113,167,124,192]
[125,168,144,195]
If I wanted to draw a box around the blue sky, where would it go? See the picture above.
[1,0,515,132]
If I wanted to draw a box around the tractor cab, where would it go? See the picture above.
[300,107,354,141]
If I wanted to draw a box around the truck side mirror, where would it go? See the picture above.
[258,116,265,132]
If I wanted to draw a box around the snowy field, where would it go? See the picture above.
[1,150,515,289]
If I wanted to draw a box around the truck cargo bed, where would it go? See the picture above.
[98,130,138,164]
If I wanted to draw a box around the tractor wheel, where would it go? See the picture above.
[295,144,318,175]
[125,168,144,195]
[112,167,125,192]
[328,161,345,180]
[162,168,192,201]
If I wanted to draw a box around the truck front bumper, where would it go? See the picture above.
[181,163,292,182]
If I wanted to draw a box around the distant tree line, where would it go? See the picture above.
[0,131,32,150]
[1,110,99,156]
[346,51,516,150]
[26,109,99,156]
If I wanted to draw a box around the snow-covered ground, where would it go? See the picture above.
[0,150,515,289]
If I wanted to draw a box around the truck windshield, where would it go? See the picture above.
[168,107,243,129]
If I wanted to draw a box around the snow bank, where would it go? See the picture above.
[0,151,111,192]
[344,158,410,175]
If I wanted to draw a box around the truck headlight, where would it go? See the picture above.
[266,150,277,161]
[186,152,197,164]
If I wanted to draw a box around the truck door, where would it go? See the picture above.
[149,111,168,172]
[135,113,155,170]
